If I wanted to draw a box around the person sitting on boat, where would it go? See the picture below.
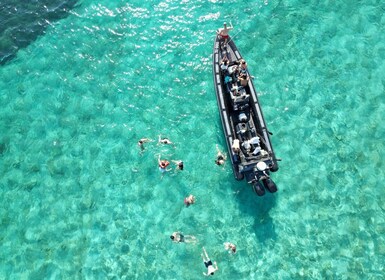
[238,59,248,73]
[224,75,233,93]
[229,65,240,84]
[215,145,227,165]
[216,22,233,44]
[238,72,249,87]
[220,56,229,72]
[232,139,240,154]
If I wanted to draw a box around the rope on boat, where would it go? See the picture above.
[226,29,242,45]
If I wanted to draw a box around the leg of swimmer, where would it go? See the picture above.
[202,247,209,260]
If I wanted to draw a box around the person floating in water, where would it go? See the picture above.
[184,194,196,207]
[158,155,171,173]
[158,134,173,145]
[201,247,218,276]
[224,242,237,254]
[172,160,184,170]
[170,232,197,243]
[138,138,151,151]
[215,144,227,165]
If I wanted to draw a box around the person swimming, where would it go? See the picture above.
[170,232,197,243]
[158,134,173,145]
[138,138,151,150]
[201,247,218,276]
[215,145,226,165]
[172,160,184,170]
[158,155,171,173]
[224,242,237,254]
[184,194,196,207]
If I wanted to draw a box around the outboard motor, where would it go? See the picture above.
[252,181,265,196]
[263,178,278,193]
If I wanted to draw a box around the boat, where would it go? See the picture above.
[212,25,279,196]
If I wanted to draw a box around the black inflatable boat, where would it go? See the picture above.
[212,26,279,196]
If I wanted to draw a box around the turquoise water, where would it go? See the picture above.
[1,0,385,279]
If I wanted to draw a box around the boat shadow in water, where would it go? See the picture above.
[0,0,79,65]
[233,182,277,243]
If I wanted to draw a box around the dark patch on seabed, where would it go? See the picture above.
[0,0,79,65]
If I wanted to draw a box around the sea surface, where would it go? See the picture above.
[1,0,385,279]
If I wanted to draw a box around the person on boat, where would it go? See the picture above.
[138,138,151,151]
[158,155,171,173]
[238,72,249,87]
[231,84,242,96]
[201,247,219,276]
[158,134,173,145]
[220,56,229,72]
[224,242,237,254]
[239,59,248,73]
[172,160,184,170]
[184,194,196,207]
[232,139,240,154]
[170,232,197,243]
[224,75,233,93]
[216,22,233,44]
[215,145,227,165]
[229,65,240,84]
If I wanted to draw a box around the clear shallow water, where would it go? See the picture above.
[1,0,385,279]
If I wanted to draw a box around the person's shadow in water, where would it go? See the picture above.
[232,181,277,244]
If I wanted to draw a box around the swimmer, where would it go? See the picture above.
[215,144,227,165]
[138,138,151,150]
[184,194,196,207]
[170,232,197,243]
[224,242,236,254]
[201,247,218,276]
[158,155,171,173]
[172,160,184,170]
[158,134,173,145]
